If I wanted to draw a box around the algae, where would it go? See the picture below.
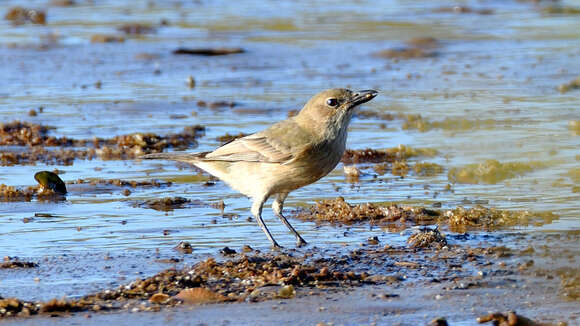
[447,159,546,184]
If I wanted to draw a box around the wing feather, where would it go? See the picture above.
[204,120,311,164]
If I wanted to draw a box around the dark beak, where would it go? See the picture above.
[349,90,378,107]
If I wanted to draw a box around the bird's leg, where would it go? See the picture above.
[272,193,307,247]
[251,195,281,249]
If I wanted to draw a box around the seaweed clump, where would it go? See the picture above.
[295,198,558,231]
[4,7,46,25]
[342,145,438,164]
[448,159,546,184]
[0,121,205,166]
[140,197,192,211]
[444,205,558,233]
[0,184,63,202]
[295,197,439,226]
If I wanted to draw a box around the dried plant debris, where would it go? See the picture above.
[407,227,447,249]
[448,159,546,184]
[5,7,46,25]
[173,47,245,56]
[295,197,558,231]
[0,121,205,166]
[477,311,541,326]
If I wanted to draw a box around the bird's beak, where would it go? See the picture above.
[348,90,378,108]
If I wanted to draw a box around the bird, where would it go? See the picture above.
[141,88,378,248]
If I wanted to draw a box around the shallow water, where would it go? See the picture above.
[0,0,579,301]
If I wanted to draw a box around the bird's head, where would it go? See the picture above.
[296,88,378,135]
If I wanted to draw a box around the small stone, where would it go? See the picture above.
[278,285,295,299]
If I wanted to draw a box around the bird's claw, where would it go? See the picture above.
[296,238,308,248]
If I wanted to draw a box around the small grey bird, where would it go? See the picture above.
[142,88,378,248]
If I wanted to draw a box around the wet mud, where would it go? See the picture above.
[1,0,579,324]
[1,230,577,325]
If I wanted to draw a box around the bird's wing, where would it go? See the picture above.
[204,120,312,164]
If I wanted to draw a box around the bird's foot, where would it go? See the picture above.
[271,242,283,250]
[296,237,308,248]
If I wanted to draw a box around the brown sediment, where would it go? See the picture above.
[568,120,580,135]
[447,159,546,184]
[342,145,438,164]
[172,47,245,56]
[4,7,46,25]
[294,197,439,226]
[294,197,558,231]
[413,162,444,176]
[118,24,156,35]
[542,6,580,14]
[401,114,517,132]
[139,197,191,211]
[0,184,63,202]
[216,132,249,144]
[174,241,193,254]
[444,205,558,232]
[432,6,494,15]
[557,76,580,94]
[406,37,440,49]
[68,178,171,188]
[0,252,366,318]
[175,288,227,304]
[195,100,238,109]
[477,311,541,325]
[0,121,205,166]
[50,0,76,7]
[0,258,38,269]
[90,34,125,43]
[0,238,575,321]
[375,47,437,59]
[356,110,396,121]
[559,269,580,301]
[342,146,439,178]
[407,227,447,249]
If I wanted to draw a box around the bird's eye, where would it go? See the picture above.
[326,98,339,107]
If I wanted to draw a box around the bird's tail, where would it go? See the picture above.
[140,152,209,163]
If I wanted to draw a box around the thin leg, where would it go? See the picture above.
[272,193,307,247]
[251,195,281,249]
